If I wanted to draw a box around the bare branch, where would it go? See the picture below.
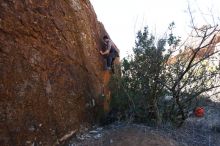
[187,4,199,36]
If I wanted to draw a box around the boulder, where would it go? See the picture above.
[0,0,116,145]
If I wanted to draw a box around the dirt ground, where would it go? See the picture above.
[66,124,180,146]
[66,101,220,146]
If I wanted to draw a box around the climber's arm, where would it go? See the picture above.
[100,41,111,55]
[100,49,110,55]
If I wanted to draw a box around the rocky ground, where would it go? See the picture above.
[66,101,220,146]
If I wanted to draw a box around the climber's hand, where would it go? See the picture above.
[100,51,104,55]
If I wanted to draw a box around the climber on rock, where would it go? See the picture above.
[100,35,119,72]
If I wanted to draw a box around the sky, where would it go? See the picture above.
[90,0,220,58]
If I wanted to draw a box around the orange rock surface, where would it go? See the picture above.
[0,0,115,145]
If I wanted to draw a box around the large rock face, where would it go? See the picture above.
[0,0,113,145]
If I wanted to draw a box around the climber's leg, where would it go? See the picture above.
[111,57,115,73]
[106,55,113,70]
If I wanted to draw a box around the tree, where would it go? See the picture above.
[110,20,220,126]
[162,24,220,126]
[110,27,168,125]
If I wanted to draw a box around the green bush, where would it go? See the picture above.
[108,24,217,127]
